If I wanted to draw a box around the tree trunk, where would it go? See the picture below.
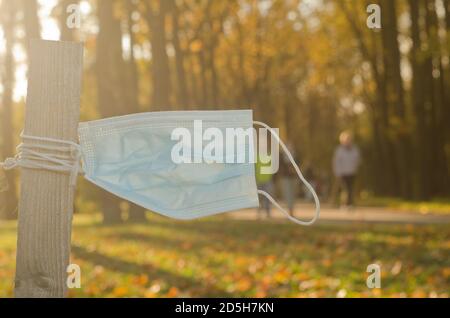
[206,7,220,107]
[22,0,41,40]
[424,0,450,196]
[145,0,172,110]
[187,54,200,108]
[123,0,147,223]
[0,1,18,220]
[170,0,189,109]
[380,0,412,198]
[126,0,140,112]
[208,46,219,107]
[96,0,129,224]
[408,0,430,199]
[198,49,209,107]
[443,0,450,181]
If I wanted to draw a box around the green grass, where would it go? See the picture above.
[0,214,449,298]
[360,197,450,215]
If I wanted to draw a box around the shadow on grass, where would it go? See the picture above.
[71,215,449,295]
[95,217,448,268]
[71,244,231,297]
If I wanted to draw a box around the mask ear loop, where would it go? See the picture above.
[254,121,320,226]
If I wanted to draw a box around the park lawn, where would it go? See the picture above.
[360,197,450,215]
[0,213,449,298]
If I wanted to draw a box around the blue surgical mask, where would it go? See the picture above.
[1,110,320,225]
[78,110,320,225]
[78,110,260,220]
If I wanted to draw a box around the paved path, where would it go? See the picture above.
[227,204,450,225]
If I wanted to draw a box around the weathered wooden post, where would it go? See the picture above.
[14,40,83,298]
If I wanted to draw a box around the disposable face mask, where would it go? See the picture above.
[1,110,320,226]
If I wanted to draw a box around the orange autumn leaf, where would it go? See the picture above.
[255,290,267,298]
[112,287,129,297]
[134,274,149,286]
[274,269,290,284]
[144,291,157,298]
[236,277,252,292]
[442,268,450,279]
[166,287,179,297]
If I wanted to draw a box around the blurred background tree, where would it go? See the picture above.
[0,0,449,221]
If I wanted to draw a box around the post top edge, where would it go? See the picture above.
[29,39,84,48]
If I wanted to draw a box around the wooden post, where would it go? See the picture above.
[14,40,83,298]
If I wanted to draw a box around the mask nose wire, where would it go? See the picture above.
[253,121,320,226]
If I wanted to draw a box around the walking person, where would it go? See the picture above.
[278,143,299,216]
[256,154,274,218]
[333,131,360,208]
